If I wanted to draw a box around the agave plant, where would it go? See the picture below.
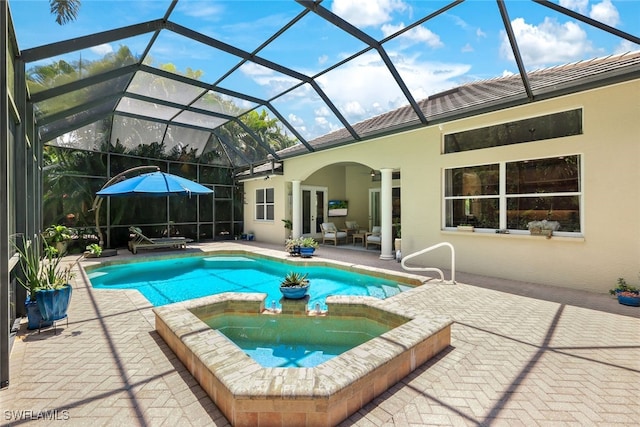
[14,235,74,300]
[280,272,309,288]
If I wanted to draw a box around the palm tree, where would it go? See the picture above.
[50,0,81,25]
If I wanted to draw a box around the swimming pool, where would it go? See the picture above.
[86,252,417,308]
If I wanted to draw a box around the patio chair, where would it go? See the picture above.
[365,226,382,249]
[320,222,348,245]
[344,220,359,231]
[128,226,192,254]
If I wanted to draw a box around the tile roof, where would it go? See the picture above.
[277,51,640,159]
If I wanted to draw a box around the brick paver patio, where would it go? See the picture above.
[2,241,638,426]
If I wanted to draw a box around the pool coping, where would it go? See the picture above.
[154,292,452,427]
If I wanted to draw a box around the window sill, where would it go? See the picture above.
[441,229,585,242]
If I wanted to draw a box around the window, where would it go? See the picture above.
[444,164,500,228]
[256,188,274,221]
[444,109,583,153]
[445,155,581,233]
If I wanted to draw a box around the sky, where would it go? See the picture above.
[8,0,640,142]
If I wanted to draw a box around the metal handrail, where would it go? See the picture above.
[401,242,456,284]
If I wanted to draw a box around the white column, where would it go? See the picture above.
[292,180,302,238]
[379,168,394,260]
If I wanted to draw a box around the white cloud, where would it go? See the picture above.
[614,40,637,54]
[315,51,470,123]
[90,44,114,56]
[314,106,331,117]
[318,55,329,65]
[288,113,304,127]
[331,0,407,28]
[461,43,474,53]
[559,0,589,15]
[238,62,298,97]
[501,17,594,67]
[476,28,487,39]
[560,0,620,27]
[589,0,620,27]
[343,101,366,117]
[381,23,443,48]
[177,1,224,21]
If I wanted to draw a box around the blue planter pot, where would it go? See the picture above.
[616,292,640,307]
[36,285,72,322]
[299,247,315,258]
[25,298,52,330]
[289,245,301,256]
[280,285,310,299]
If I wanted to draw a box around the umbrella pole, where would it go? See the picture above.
[92,166,160,247]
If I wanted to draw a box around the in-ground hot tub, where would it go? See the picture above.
[206,312,395,368]
[154,293,451,427]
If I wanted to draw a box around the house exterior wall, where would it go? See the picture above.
[241,174,288,244]
[243,80,640,293]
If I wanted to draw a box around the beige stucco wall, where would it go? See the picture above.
[243,79,640,293]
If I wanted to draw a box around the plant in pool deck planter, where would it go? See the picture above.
[14,235,75,329]
[85,243,103,258]
[285,237,302,256]
[299,237,319,249]
[43,224,75,255]
[282,219,293,238]
[279,272,310,299]
[299,237,319,258]
[609,277,640,307]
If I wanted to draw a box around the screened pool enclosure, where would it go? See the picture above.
[13,0,640,248]
[2,0,639,389]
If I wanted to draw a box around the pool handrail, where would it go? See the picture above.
[401,242,456,284]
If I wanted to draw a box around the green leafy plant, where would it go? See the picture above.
[609,277,639,296]
[285,237,302,253]
[280,272,309,288]
[43,224,74,244]
[86,243,103,257]
[14,235,73,300]
[299,237,318,249]
[282,219,293,230]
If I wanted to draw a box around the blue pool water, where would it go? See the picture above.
[204,313,392,367]
[88,254,413,308]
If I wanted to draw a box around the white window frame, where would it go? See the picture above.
[443,155,583,235]
[255,187,275,221]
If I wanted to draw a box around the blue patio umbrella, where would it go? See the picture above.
[94,170,213,247]
[96,171,213,197]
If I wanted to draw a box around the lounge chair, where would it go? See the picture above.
[128,226,192,254]
[320,222,348,245]
[365,226,382,249]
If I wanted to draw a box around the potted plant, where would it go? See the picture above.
[609,277,639,307]
[527,220,560,238]
[299,237,319,258]
[282,219,293,238]
[285,237,302,256]
[14,235,74,330]
[84,243,103,258]
[393,223,402,251]
[43,224,74,255]
[279,272,310,299]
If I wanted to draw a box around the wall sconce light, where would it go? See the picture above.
[370,169,376,177]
